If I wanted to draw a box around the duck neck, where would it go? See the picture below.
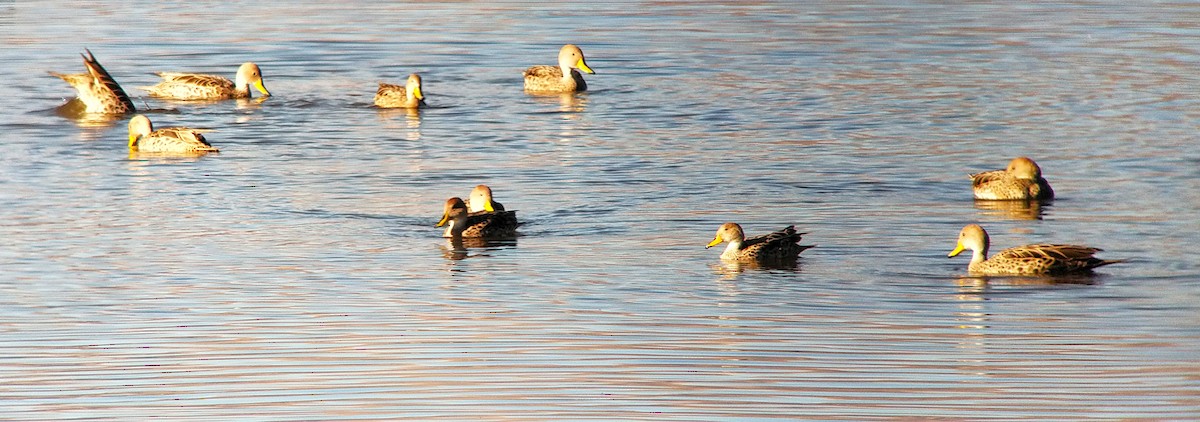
[721,240,743,260]
[442,215,467,238]
[558,64,578,90]
[233,74,251,97]
[970,247,988,266]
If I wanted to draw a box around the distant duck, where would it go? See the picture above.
[523,44,594,93]
[436,197,519,239]
[374,73,425,108]
[49,49,136,114]
[143,62,270,100]
[970,157,1054,200]
[705,223,813,263]
[948,224,1123,276]
[127,114,218,154]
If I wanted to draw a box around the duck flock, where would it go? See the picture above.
[50,45,1124,277]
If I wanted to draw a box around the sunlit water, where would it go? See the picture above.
[2,1,1199,419]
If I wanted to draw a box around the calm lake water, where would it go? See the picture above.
[2,1,1199,419]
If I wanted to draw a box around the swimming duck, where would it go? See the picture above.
[143,62,270,100]
[523,44,594,93]
[948,224,1122,276]
[436,197,519,239]
[970,157,1054,200]
[374,73,425,108]
[49,49,136,114]
[127,114,218,153]
[705,223,813,263]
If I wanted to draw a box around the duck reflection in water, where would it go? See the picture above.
[375,107,423,140]
[528,92,588,116]
[441,237,519,261]
[973,198,1048,221]
[711,259,803,280]
[52,98,124,129]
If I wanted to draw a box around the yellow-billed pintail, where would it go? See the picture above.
[706,222,813,263]
[49,49,135,114]
[143,62,269,100]
[523,44,594,93]
[374,73,425,108]
[127,114,218,154]
[948,224,1122,276]
[970,157,1054,201]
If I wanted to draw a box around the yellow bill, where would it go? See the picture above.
[254,80,271,96]
[576,59,594,74]
[947,242,965,257]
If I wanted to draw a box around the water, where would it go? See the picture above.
[2,1,1199,419]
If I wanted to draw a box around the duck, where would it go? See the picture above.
[49,49,136,114]
[127,114,218,154]
[970,157,1054,200]
[523,44,594,93]
[436,197,519,239]
[705,223,813,263]
[374,73,425,108]
[466,184,505,213]
[143,62,270,100]
[948,224,1123,276]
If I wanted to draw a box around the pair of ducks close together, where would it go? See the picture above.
[51,45,596,154]
[708,156,1121,276]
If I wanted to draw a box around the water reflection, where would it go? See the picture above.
[953,275,1099,288]
[235,96,269,110]
[972,199,1049,220]
[531,93,589,143]
[54,99,125,130]
[8,1,1200,419]
[127,150,216,162]
[442,238,469,260]
[544,93,588,115]
[710,259,802,280]
[375,108,422,141]
[950,285,990,357]
[440,237,518,260]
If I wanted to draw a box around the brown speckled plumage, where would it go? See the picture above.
[948,224,1122,276]
[374,73,425,109]
[706,222,813,264]
[970,157,1054,200]
[437,197,519,239]
[49,49,135,114]
[144,62,269,100]
[523,44,594,93]
[127,115,218,154]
